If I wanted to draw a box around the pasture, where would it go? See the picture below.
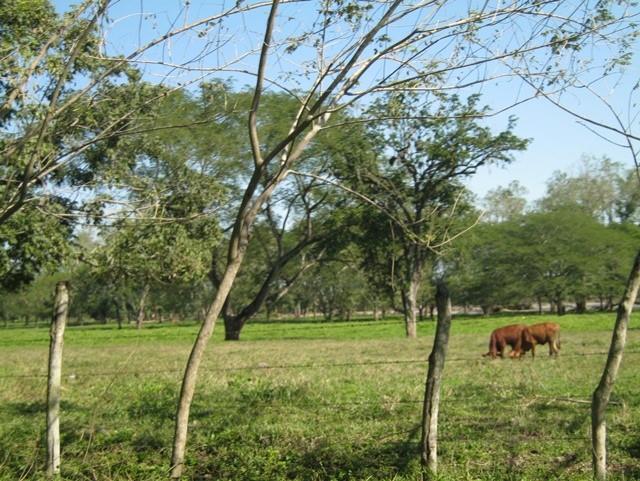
[1,312,639,480]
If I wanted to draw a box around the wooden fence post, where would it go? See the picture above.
[421,282,452,479]
[47,281,69,477]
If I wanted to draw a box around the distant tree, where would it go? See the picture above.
[482,181,529,223]
[538,156,626,223]
[451,208,638,314]
[591,224,640,311]
[445,222,528,314]
[614,170,640,223]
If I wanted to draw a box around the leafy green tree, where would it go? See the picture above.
[0,202,73,290]
[0,0,167,224]
[482,181,529,223]
[538,156,628,223]
[591,224,640,311]
[0,1,182,296]
[334,92,527,337]
[90,87,235,328]
[450,208,639,314]
[445,222,529,314]
[213,93,369,339]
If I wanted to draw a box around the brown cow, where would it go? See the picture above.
[518,322,561,358]
[483,324,534,359]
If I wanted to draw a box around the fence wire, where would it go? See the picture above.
[1,349,639,379]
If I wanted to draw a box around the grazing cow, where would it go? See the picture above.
[519,322,561,358]
[483,324,534,359]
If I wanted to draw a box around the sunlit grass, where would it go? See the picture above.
[1,312,638,480]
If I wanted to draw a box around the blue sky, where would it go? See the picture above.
[55,0,640,203]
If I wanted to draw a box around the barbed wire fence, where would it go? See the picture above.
[1,336,637,478]
[2,349,640,379]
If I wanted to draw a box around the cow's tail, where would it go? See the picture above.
[483,333,496,358]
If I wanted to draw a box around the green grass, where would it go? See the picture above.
[1,312,639,480]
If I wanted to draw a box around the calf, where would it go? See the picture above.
[483,324,534,359]
[521,322,561,358]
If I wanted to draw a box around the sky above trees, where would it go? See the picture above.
[51,0,640,202]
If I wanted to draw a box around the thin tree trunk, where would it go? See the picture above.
[47,281,69,477]
[404,258,421,338]
[576,297,587,314]
[115,298,123,329]
[421,282,452,479]
[170,254,245,478]
[592,250,640,481]
[136,283,150,330]
[537,296,543,315]
[556,298,566,315]
[170,2,284,468]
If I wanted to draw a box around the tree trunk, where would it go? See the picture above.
[136,283,150,330]
[115,298,124,330]
[47,281,69,477]
[223,316,243,341]
[592,250,640,481]
[421,282,452,478]
[537,297,543,315]
[170,250,246,478]
[606,295,614,311]
[576,297,587,314]
[406,262,421,338]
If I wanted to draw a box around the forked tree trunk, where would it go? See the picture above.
[170,4,285,473]
[169,0,402,473]
[592,250,640,481]
[421,282,452,478]
[47,281,69,477]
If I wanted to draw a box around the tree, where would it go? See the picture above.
[482,181,528,222]
[445,221,530,314]
[0,203,73,290]
[538,156,626,223]
[334,92,527,337]
[1,1,152,224]
[212,92,349,340]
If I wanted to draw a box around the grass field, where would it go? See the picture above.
[1,312,639,480]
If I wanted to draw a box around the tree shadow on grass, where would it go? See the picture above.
[7,399,83,415]
[192,422,423,481]
[294,435,421,480]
